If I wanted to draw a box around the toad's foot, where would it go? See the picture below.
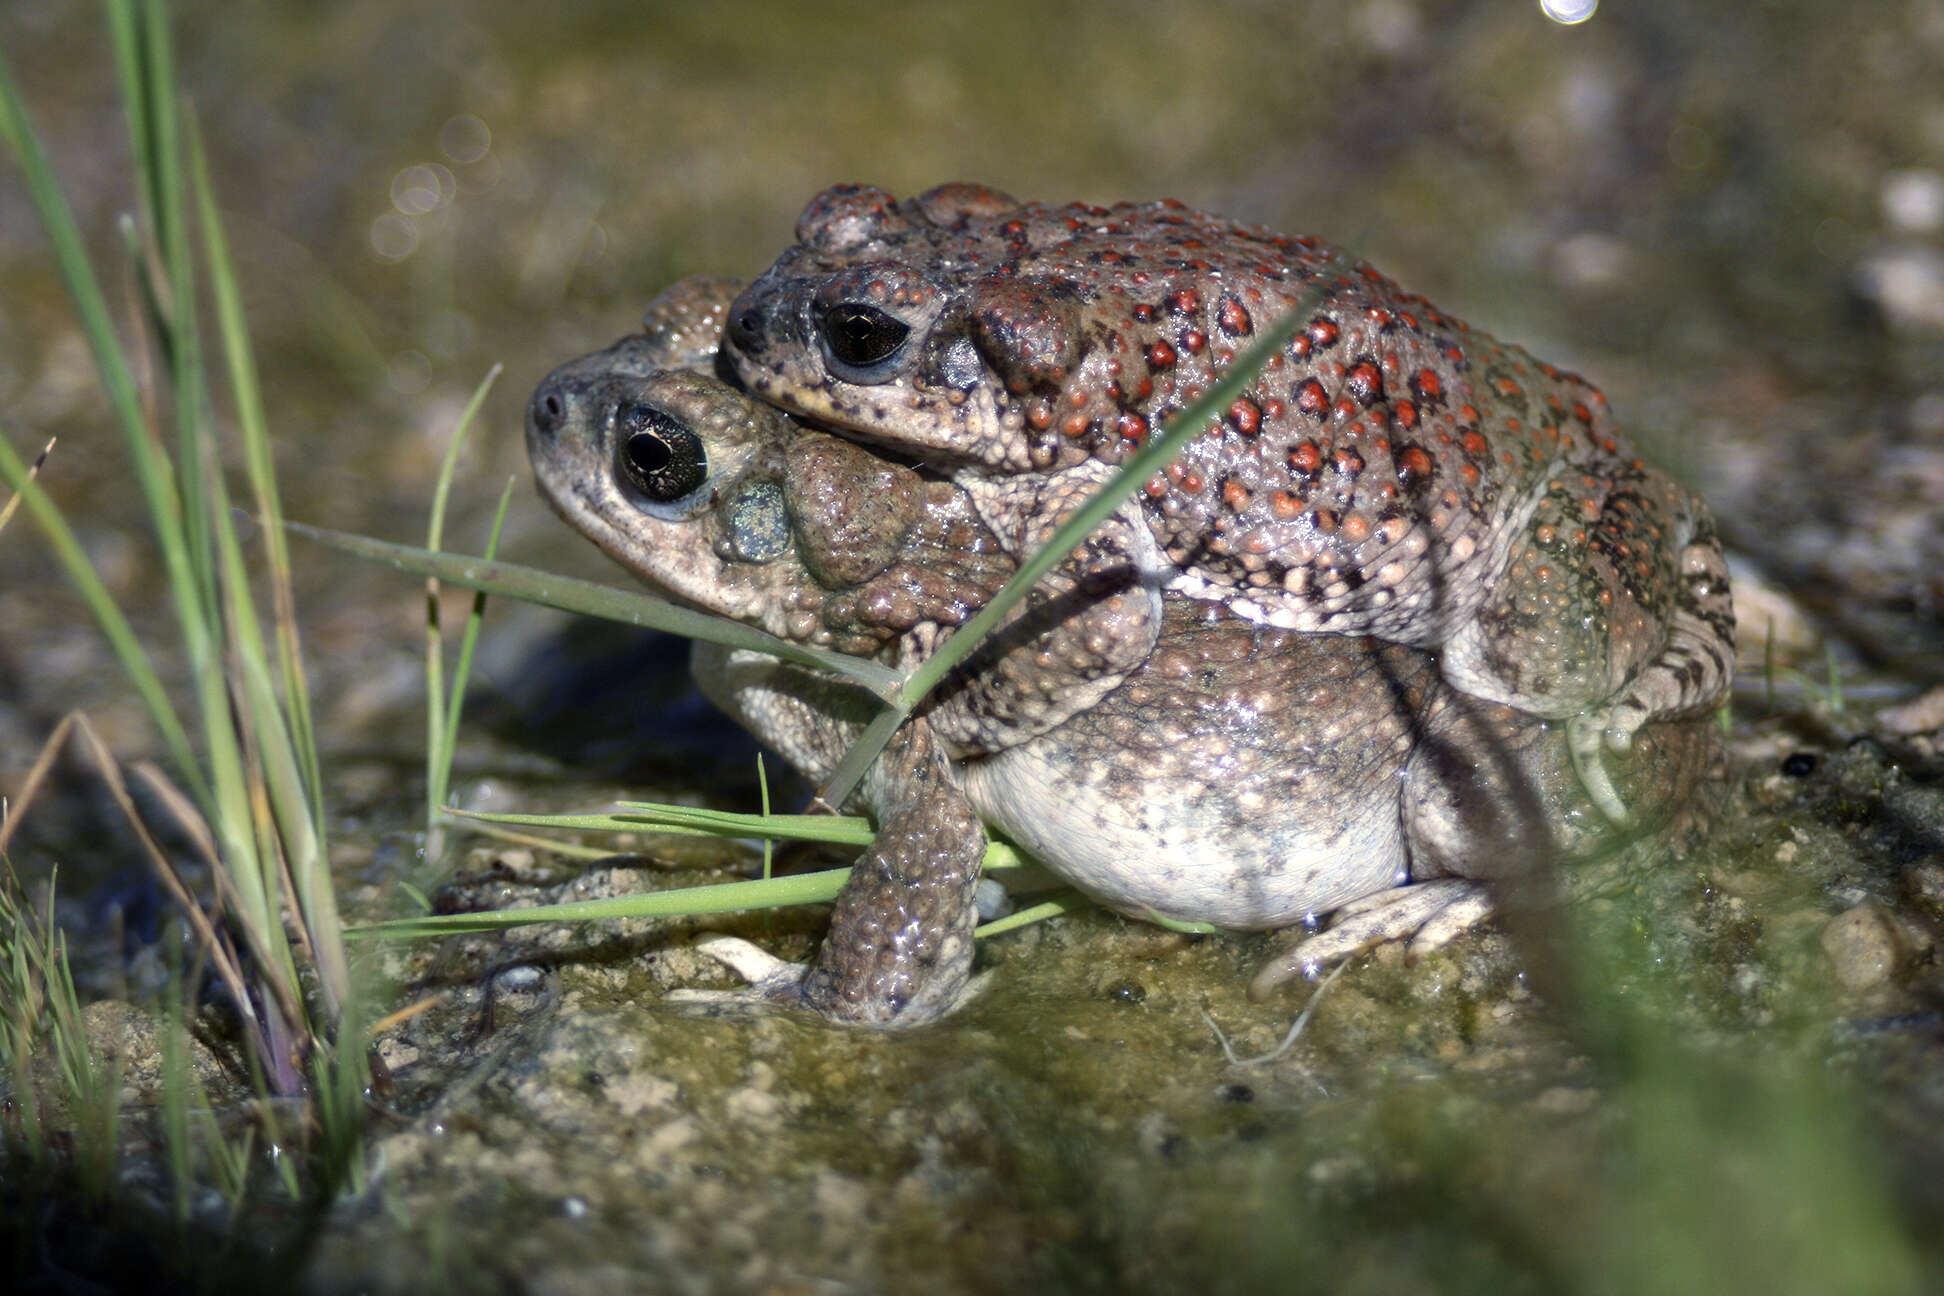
[1248,880,1493,1001]
[665,935,989,1025]
[1566,712,1631,825]
[661,719,987,1029]
[663,935,816,1018]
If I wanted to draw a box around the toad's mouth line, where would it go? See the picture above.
[759,405,966,482]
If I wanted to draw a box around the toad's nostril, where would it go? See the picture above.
[730,308,762,346]
[531,386,566,435]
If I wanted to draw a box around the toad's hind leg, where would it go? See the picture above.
[1440,470,1733,820]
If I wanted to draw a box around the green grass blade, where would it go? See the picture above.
[104,1,152,221]
[451,802,1032,864]
[974,893,1090,939]
[451,804,880,846]
[236,643,345,1016]
[346,867,856,939]
[442,478,515,760]
[192,112,326,828]
[138,0,221,639]
[811,703,908,817]
[423,366,505,843]
[351,840,1056,942]
[286,520,906,697]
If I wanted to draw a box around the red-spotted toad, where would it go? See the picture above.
[723,185,1736,818]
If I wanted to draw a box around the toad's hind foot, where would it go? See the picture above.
[1248,880,1494,1001]
[662,934,814,1017]
[664,934,990,1028]
[1566,713,1631,826]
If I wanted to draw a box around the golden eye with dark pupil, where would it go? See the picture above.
[616,405,707,503]
[823,303,909,367]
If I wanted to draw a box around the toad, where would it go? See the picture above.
[524,278,1722,1028]
[722,185,1736,818]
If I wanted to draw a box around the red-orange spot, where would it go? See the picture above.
[1117,413,1150,444]
[1269,490,1303,520]
[1180,329,1207,354]
[1288,441,1322,475]
[1397,446,1434,490]
[1295,379,1329,419]
[1228,398,1262,436]
[1147,340,1177,369]
[1346,361,1384,407]
[1218,296,1253,336]
[1461,431,1488,457]
[1167,287,1201,315]
[1222,478,1251,511]
[1307,317,1340,349]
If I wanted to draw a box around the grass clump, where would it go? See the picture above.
[0,0,362,1231]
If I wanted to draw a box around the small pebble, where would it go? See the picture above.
[1820,905,1901,990]
[497,964,546,992]
[1876,684,1944,737]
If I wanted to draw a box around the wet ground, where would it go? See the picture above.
[4,1,1944,1292]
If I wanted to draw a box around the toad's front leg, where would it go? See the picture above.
[669,717,987,1028]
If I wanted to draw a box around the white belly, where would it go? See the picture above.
[962,739,1410,930]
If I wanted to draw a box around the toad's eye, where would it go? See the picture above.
[821,303,909,371]
[616,405,708,504]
